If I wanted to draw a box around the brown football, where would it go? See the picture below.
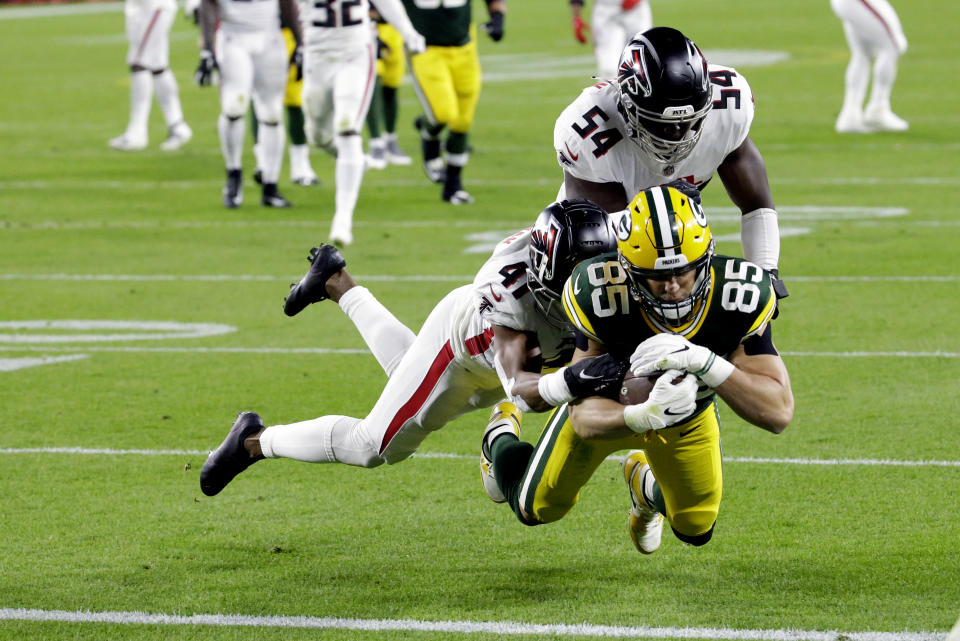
[618,370,669,405]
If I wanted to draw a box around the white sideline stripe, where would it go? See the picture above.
[2,274,958,284]
[0,346,956,358]
[0,608,943,641]
[0,447,956,468]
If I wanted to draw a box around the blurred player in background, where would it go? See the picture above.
[406,0,507,205]
[482,186,793,554]
[252,27,320,187]
[365,9,414,170]
[195,0,302,208]
[554,27,788,299]
[569,0,652,78]
[297,0,425,247]
[109,0,192,151]
[831,0,908,132]
[199,201,630,497]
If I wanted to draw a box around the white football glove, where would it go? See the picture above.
[622,369,698,433]
[403,29,427,55]
[629,333,734,388]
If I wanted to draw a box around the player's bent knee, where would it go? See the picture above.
[671,523,715,547]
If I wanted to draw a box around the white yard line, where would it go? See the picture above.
[0,447,956,468]
[0,608,944,640]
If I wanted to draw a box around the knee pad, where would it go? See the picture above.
[221,92,250,120]
[669,508,717,546]
[672,523,714,547]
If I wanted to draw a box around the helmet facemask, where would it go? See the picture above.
[620,247,714,327]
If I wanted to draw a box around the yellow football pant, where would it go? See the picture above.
[377,23,406,88]
[522,403,723,539]
[408,27,480,134]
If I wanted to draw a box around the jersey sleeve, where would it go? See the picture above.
[553,84,626,184]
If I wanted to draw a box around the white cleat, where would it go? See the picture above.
[834,110,870,134]
[366,143,388,170]
[863,106,909,132]
[329,218,353,247]
[622,450,664,554]
[444,189,475,206]
[385,137,413,166]
[159,122,193,151]
[108,134,147,151]
[480,402,522,503]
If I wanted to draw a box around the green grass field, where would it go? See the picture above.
[1,0,958,639]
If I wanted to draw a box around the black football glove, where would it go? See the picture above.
[375,36,391,60]
[663,179,701,205]
[289,44,304,82]
[194,49,218,87]
[482,10,505,42]
[563,353,629,400]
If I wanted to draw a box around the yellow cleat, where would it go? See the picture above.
[622,450,664,554]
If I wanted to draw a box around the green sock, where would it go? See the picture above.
[366,78,384,139]
[287,106,306,145]
[249,104,259,143]
[383,85,399,133]
[446,131,468,156]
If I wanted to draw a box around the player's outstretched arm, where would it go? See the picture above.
[716,338,793,434]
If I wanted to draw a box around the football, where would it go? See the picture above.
[619,371,673,405]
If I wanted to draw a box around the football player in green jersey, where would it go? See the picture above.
[481,185,794,553]
[405,0,506,204]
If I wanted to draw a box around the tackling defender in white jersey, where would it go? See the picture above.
[199,201,633,497]
[109,0,192,151]
[569,0,652,78]
[196,0,302,209]
[554,27,787,299]
[296,0,425,246]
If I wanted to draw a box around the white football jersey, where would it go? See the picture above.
[217,0,282,32]
[299,0,372,51]
[448,229,576,372]
[553,64,755,193]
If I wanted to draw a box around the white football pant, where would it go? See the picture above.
[591,0,652,78]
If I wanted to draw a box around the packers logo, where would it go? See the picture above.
[690,200,708,227]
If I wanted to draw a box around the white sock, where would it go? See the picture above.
[335,133,365,219]
[289,144,311,177]
[339,286,416,377]
[258,122,285,184]
[260,415,381,467]
[153,69,184,128]
[840,33,870,115]
[218,113,245,169]
[127,70,153,139]
[866,50,898,114]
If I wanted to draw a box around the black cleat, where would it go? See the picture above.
[200,412,265,496]
[415,116,445,183]
[261,183,292,208]
[222,169,243,209]
[283,244,347,316]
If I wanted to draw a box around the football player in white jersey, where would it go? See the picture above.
[195,0,302,209]
[296,0,425,247]
[831,0,908,133]
[199,200,633,497]
[109,0,192,151]
[554,27,787,299]
[569,0,652,78]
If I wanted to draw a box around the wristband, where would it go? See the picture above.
[693,353,735,388]
[537,368,575,406]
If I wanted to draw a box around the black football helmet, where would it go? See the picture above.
[527,199,616,327]
[617,27,712,170]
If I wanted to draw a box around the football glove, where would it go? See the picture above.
[482,10,505,42]
[402,29,427,55]
[630,333,734,388]
[664,179,701,205]
[572,15,589,44]
[623,369,698,433]
[194,49,218,87]
[375,36,391,60]
[289,44,303,82]
[563,353,629,400]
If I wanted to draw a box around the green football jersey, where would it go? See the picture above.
[562,251,777,364]
[400,0,473,47]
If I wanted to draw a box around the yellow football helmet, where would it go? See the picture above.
[614,185,715,326]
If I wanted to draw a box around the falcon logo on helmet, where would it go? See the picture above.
[616,27,713,172]
[528,200,617,328]
[616,185,715,328]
